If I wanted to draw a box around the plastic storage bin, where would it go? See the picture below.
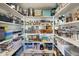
[43,10,51,16]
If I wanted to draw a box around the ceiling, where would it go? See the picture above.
[17,3,57,9]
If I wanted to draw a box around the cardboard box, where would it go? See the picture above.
[34,9,42,16]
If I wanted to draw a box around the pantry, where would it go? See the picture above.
[0,3,79,56]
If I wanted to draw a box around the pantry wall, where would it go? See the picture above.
[20,3,58,56]
[0,3,79,56]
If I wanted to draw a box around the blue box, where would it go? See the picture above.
[5,32,13,36]
[43,10,51,16]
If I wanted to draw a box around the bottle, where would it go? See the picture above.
[28,8,34,16]
[74,8,79,20]
[47,43,52,50]
[0,27,5,42]
[40,44,44,50]
[66,13,73,22]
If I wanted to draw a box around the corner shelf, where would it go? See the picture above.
[55,3,79,17]
[0,3,23,18]
[64,48,79,56]
[54,38,79,56]
[55,34,79,48]
[0,21,21,26]
[0,35,22,44]
[0,39,12,44]
[0,44,22,56]
[59,20,79,27]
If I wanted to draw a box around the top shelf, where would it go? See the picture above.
[26,16,53,19]
[0,3,24,19]
[55,3,79,17]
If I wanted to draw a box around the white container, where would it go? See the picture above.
[72,33,77,40]
[34,9,42,16]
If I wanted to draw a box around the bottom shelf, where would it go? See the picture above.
[64,46,79,56]
[0,44,22,56]
[0,40,22,56]
[55,45,65,56]
[55,35,79,56]
[21,49,55,56]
